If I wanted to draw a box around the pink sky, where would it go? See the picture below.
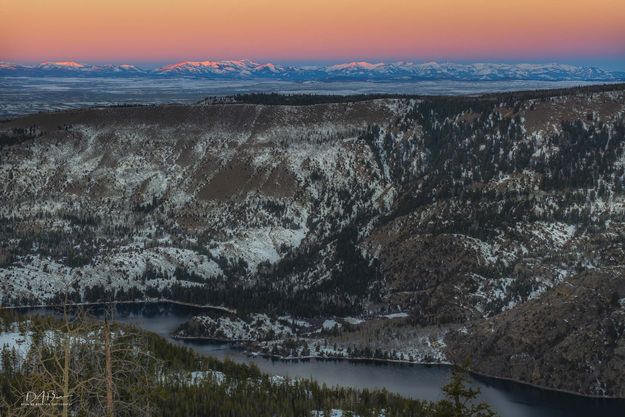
[2,0,624,68]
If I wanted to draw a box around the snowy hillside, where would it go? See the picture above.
[1,84,625,396]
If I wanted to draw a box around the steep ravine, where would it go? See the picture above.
[1,85,625,396]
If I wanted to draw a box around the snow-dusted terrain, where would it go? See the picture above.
[2,84,625,396]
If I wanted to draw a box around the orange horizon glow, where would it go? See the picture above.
[1,0,624,64]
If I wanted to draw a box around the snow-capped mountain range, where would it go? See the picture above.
[1,60,624,81]
[1,61,145,75]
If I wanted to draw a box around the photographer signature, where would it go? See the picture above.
[21,391,72,407]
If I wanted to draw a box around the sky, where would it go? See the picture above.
[1,0,624,70]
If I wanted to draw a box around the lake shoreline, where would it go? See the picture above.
[4,300,625,401]
[178,335,625,401]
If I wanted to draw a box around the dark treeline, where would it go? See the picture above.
[78,223,382,317]
[222,83,625,106]
[230,92,408,106]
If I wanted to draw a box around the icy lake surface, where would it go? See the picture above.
[0,76,607,119]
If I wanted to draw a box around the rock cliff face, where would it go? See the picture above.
[1,84,625,396]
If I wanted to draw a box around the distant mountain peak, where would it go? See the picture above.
[327,61,385,71]
[255,63,281,72]
[0,62,21,69]
[38,61,86,68]
[158,59,259,72]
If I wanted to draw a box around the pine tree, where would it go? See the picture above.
[435,365,496,417]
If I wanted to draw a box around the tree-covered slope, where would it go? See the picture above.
[1,84,625,396]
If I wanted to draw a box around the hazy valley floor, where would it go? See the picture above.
[0,77,609,118]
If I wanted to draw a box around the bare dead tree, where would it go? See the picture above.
[104,316,114,417]
[0,301,101,417]
[95,305,160,417]
[2,277,160,417]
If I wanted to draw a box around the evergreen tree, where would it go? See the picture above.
[435,365,496,417]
